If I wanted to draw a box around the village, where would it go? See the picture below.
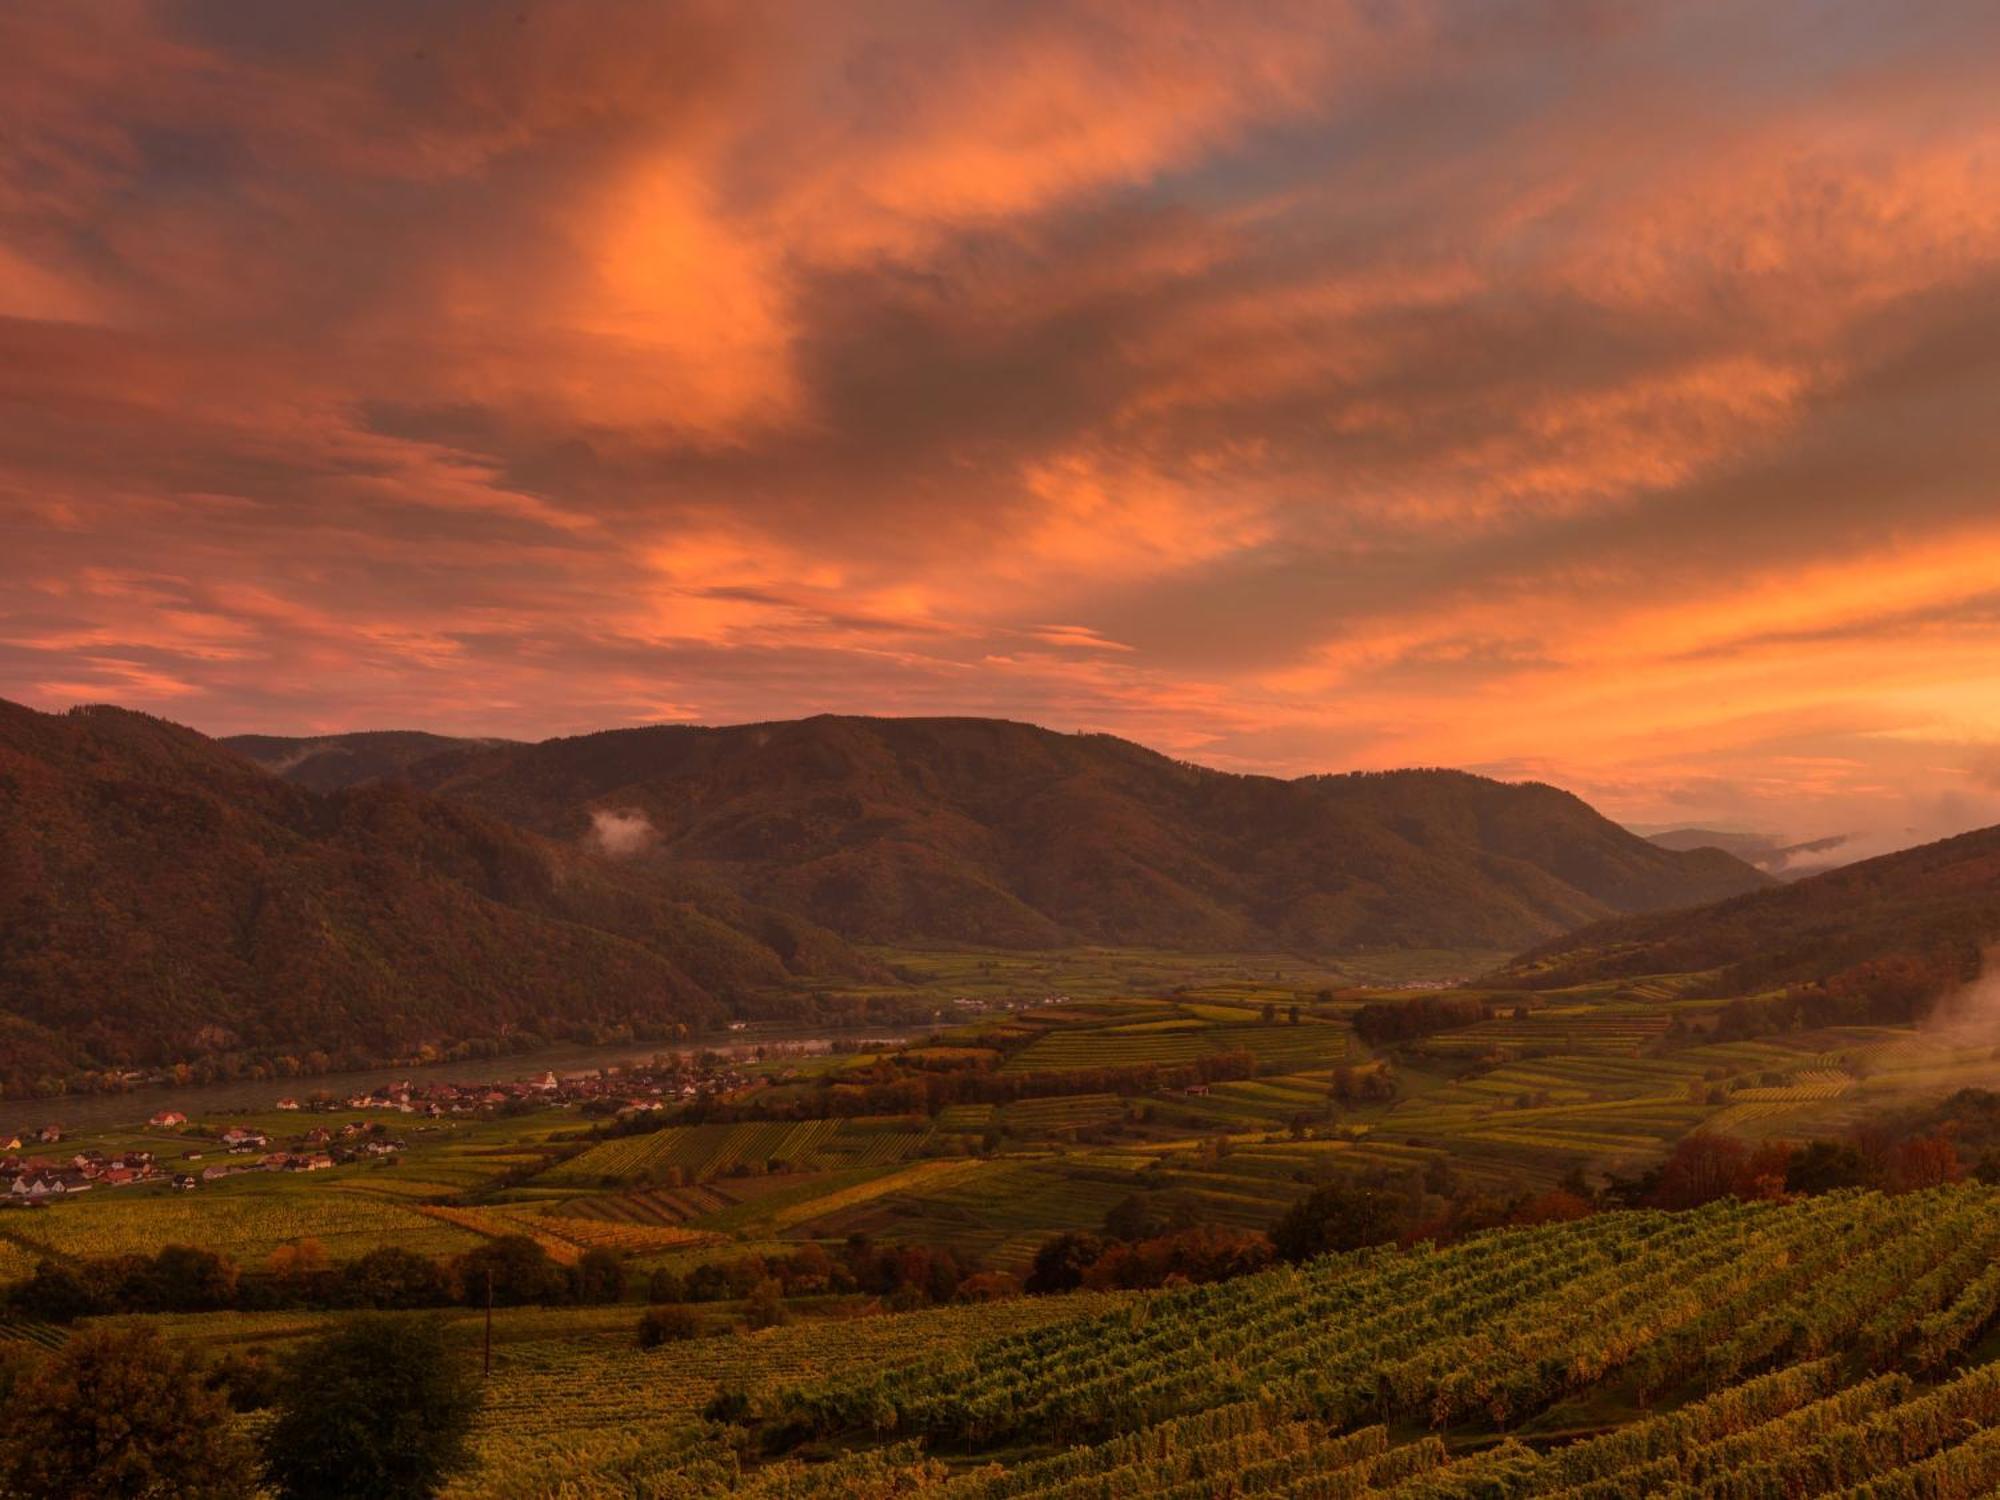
[0,1049,767,1205]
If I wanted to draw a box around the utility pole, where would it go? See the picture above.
[483,1266,494,1378]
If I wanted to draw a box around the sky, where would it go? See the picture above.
[5,0,2000,854]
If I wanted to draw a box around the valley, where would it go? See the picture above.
[8,699,2000,1497]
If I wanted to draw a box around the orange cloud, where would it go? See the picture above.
[5,1,2000,852]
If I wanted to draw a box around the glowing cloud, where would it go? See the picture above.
[4,2,2000,849]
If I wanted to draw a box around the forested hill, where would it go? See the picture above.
[1493,820,2000,1003]
[0,701,868,1094]
[230,715,1769,952]
[220,729,508,794]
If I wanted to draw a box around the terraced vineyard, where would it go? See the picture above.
[770,1187,2000,1452]
[1003,1094,1128,1132]
[395,1186,2000,1498]
[444,1295,1135,1499]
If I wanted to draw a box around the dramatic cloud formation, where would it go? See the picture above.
[6,0,2000,847]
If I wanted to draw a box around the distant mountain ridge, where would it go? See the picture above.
[0,700,868,1093]
[1493,821,2000,1001]
[221,730,511,794]
[1644,826,1853,880]
[229,715,1771,954]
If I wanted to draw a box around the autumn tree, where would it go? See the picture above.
[0,1325,259,1499]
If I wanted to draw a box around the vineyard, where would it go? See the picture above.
[1000,1015,1350,1073]
[764,1187,2000,1463]
[392,1185,2000,1497]
[540,1116,942,1188]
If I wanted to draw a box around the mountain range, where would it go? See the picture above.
[227,715,1770,954]
[0,701,867,1093]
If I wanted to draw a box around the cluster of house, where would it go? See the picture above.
[258,1057,757,1118]
[1,1139,171,1199]
[0,1054,775,1208]
[190,1120,405,1182]
[950,993,1073,1015]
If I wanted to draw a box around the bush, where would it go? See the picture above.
[636,1305,699,1347]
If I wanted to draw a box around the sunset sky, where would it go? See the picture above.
[6,1,2000,852]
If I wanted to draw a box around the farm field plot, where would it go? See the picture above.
[1000,1093,1126,1132]
[13,1172,483,1263]
[539,1118,933,1187]
[548,1182,742,1227]
[1418,1006,1674,1056]
[1166,1070,1338,1127]
[559,1119,838,1183]
[858,946,1364,1005]
[933,1103,996,1131]
[764,1158,991,1231]
[822,1157,1140,1264]
[999,1009,1350,1073]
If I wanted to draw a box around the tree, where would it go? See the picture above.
[1270,1183,1404,1262]
[743,1277,787,1330]
[340,1246,453,1309]
[571,1247,626,1305]
[267,1238,330,1297]
[1652,1133,1749,1210]
[1888,1132,1964,1192]
[1025,1232,1106,1294]
[455,1234,566,1306]
[145,1244,240,1312]
[262,1314,481,1500]
[11,1258,102,1323]
[0,1325,259,1499]
[1787,1139,1868,1195]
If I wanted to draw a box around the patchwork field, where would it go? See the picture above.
[541,1116,937,1188]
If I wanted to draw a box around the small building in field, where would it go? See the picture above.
[149,1110,187,1128]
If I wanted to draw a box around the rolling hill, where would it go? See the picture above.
[1495,820,2000,1004]
[228,715,1769,953]
[0,700,869,1093]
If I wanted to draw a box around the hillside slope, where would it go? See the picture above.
[221,729,508,794]
[232,716,1769,952]
[0,701,864,1092]
[1495,821,2000,1001]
